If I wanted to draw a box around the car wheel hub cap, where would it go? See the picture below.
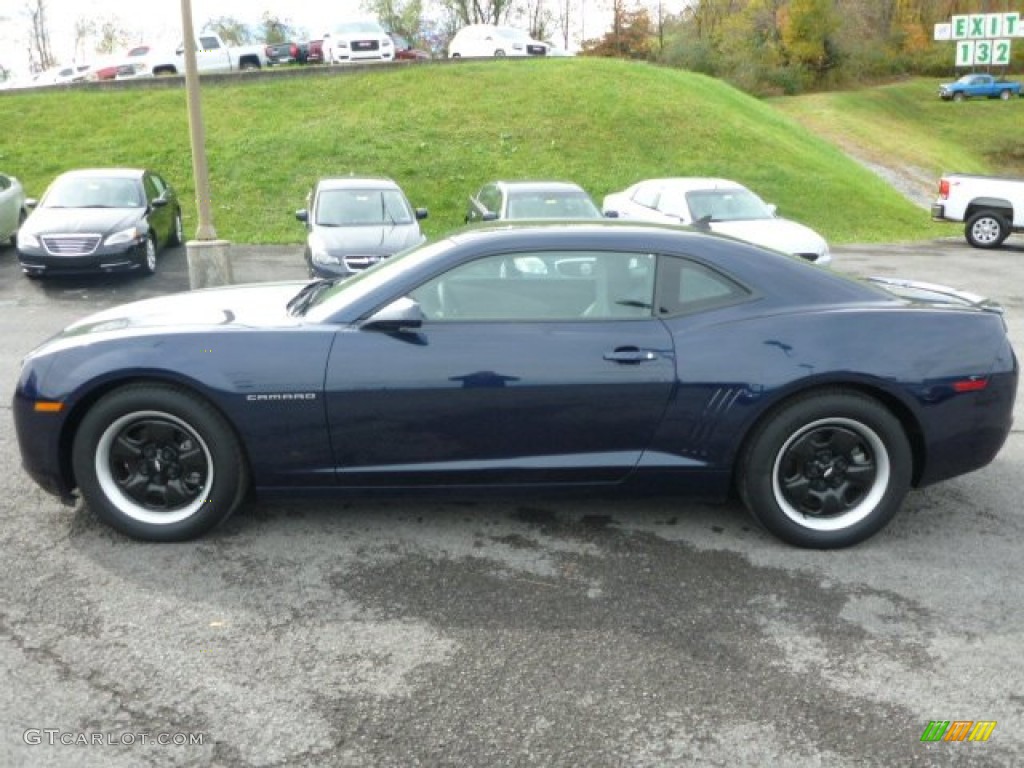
[772,418,889,532]
[95,411,214,525]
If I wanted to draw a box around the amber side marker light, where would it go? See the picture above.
[952,378,989,393]
[33,401,64,413]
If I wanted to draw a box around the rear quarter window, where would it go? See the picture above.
[656,256,751,316]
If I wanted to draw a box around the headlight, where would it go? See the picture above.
[311,246,341,266]
[383,39,393,48]
[18,231,40,248]
[104,226,144,246]
[338,41,349,49]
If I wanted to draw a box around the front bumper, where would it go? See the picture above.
[17,240,148,276]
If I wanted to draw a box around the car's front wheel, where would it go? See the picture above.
[72,384,248,541]
[999,89,1011,101]
[965,210,1009,249]
[141,235,157,274]
[737,390,912,548]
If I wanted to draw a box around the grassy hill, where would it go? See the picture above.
[2,60,955,245]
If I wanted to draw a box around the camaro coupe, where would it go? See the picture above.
[13,222,1017,547]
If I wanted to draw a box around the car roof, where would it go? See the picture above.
[634,178,748,193]
[56,168,147,180]
[492,180,589,195]
[316,176,400,191]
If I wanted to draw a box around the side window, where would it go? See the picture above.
[0,176,9,191]
[409,251,656,322]
[143,175,160,203]
[199,36,221,50]
[478,185,501,213]
[657,190,689,220]
[150,174,167,197]
[631,184,659,209]
[656,256,750,316]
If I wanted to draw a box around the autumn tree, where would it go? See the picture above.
[584,0,653,59]
[203,16,253,46]
[363,0,425,40]
[258,12,296,45]
[779,0,839,75]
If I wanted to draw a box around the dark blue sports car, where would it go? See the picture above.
[13,222,1018,547]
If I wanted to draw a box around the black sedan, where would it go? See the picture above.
[13,222,1017,547]
[16,168,182,278]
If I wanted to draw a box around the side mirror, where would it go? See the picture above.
[295,209,309,223]
[361,297,424,332]
[415,207,428,220]
[481,211,498,222]
[151,197,168,208]
[26,198,38,210]
[766,203,778,216]
[603,209,619,218]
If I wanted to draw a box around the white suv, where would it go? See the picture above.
[448,25,548,58]
[323,21,394,64]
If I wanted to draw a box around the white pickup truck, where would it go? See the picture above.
[931,173,1024,249]
[117,33,267,78]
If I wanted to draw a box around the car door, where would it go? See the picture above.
[0,174,16,239]
[142,173,171,245]
[323,249,676,486]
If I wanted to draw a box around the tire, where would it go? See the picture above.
[10,209,26,246]
[999,90,1010,101]
[737,390,912,549]
[953,92,965,102]
[965,210,1009,249]
[494,49,507,57]
[168,209,184,247]
[141,235,158,275]
[71,384,248,541]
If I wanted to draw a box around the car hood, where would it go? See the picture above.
[36,282,308,352]
[313,223,422,255]
[24,207,143,236]
[709,218,827,257]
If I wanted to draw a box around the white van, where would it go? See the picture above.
[448,25,548,58]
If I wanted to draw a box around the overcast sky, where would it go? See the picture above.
[0,0,364,74]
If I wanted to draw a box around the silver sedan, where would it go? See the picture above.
[0,172,27,246]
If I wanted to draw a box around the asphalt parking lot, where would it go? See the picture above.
[1,237,1022,767]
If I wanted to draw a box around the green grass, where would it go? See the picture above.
[771,77,1024,178]
[1,61,972,245]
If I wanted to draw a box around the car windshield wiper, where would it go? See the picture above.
[286,277,342,316]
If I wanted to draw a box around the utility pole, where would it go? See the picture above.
[180,0,233,287]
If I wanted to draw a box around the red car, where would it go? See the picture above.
[390,34,430,60]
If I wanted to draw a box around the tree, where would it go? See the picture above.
[780,0,839,74]
[583,0,654,59]
[259,12,295,45]
[203,16,253,46]
[441,0,515,26]
[73,18,96,62]
[95,18,130,55]
[26,0,56,72]
[363,0,424,40]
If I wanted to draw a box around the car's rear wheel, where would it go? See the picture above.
[953,92,965,102]
[141,235,157,274]
[1000,89,1011,101]
[169,210,184,246]
[965,210,1009,249]
[737,390,911,548]
[72,384,248,541]
[11,209,26,246]
[494,49,506,57]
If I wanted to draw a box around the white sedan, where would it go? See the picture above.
[0,172,27,246]
[603,178,831,265]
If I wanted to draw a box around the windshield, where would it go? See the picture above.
[685,188,772,222]
[315,188,414,226]
[42,176,143,208]
[301,238,453,320]
[506,191,601,219]
[496,27,530,41]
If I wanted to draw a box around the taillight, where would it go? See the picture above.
[938,179,950,200]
